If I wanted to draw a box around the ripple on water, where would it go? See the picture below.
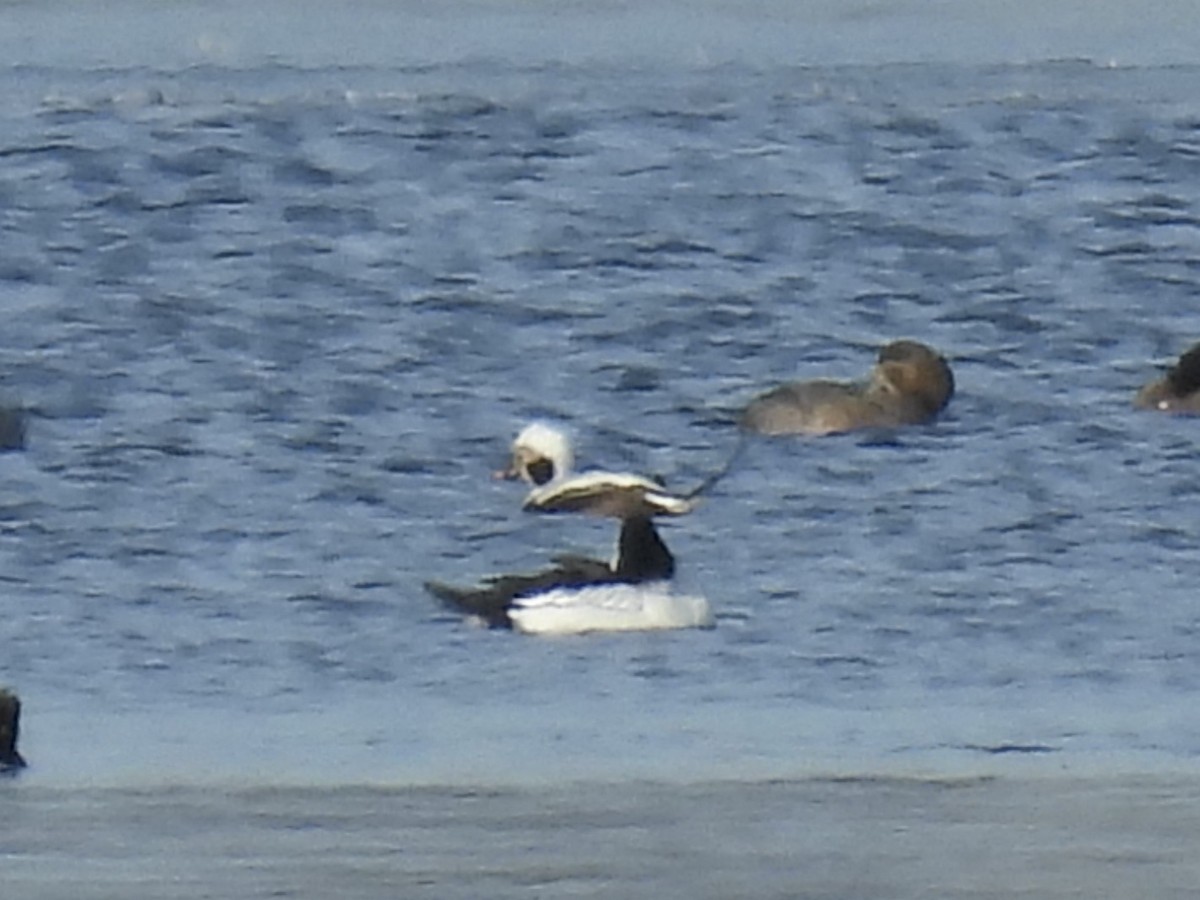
[3,57,1200,785]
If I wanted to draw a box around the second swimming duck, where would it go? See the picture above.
[1135,342,1200,414]
[740,339,955,436]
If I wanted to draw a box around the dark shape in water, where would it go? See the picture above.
[1135,342,1200,413]
[0,689,26,770]
[0,406,26,452]
[965,742,1058,755]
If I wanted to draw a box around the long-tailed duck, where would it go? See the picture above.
[1135,342,1200,414]
[426,423,713,635]
[497,421,696,517]
[740,339,955,436]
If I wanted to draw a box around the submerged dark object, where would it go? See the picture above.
[0,689,26,770]
[0,406,26,452]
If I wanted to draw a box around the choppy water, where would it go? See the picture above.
[3,1,1200,799]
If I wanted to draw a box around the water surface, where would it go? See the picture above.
[2,0,1200,809]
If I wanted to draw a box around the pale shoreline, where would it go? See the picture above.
[4,772,1199,899]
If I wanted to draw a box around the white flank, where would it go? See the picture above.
[510,582,714,636]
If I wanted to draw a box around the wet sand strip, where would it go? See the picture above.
[3,774,1199,899]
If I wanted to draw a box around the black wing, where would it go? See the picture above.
[426,518,674,629]
[425,556,614,629]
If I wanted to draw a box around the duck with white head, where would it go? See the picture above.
[427,422,713,635]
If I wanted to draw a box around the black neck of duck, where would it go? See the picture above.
[614,517,675,582]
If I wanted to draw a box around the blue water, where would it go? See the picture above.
[3,1,1200,788]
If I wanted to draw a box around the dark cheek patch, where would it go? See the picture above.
[527,458,556,486]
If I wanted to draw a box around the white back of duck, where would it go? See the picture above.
[523,470,696,518]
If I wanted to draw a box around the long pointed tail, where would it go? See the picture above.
[683,432,748,501]
[425,580,514,629]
